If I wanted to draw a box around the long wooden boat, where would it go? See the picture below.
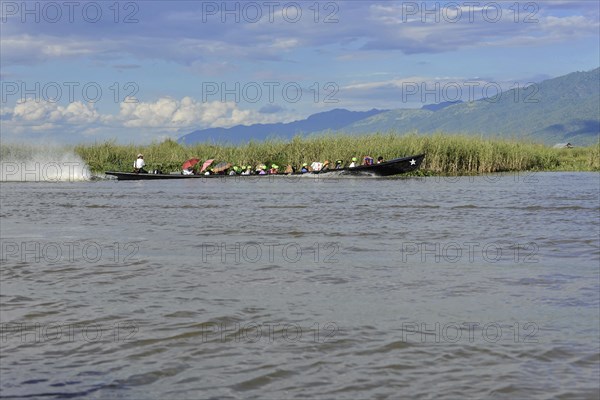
[323,154,426,176]
[105,154,425,180]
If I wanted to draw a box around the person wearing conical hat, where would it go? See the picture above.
[349,157,358,168]
[256,164,267,175]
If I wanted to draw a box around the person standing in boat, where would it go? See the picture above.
[349,157,358,168]
[133,154,147,173]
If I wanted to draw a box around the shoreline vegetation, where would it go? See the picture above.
[73,133,599,175]
[2,133,597,176]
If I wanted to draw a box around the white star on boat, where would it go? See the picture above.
[409,159,416,165]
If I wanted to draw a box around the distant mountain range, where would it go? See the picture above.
[179,108,387,145]
[179,68,600,146]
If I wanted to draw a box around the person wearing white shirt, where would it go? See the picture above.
[133,154,146,173]
[310,161,323,172]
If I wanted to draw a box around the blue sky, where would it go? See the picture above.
[1,0,598,143]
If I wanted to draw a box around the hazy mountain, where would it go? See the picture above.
[179,68,599,146]
[179,108,387,144]
[337,68,600,145]
[421,100,463,112]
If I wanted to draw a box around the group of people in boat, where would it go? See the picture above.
[133,153,386,175]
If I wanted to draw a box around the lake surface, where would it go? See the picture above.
[1,172,599,399]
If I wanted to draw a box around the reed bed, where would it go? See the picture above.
[71,133,599,174]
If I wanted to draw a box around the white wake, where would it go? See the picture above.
[1,144,91,182]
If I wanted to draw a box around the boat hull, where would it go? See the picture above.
[322,154,425,176]
[105,154,425,180]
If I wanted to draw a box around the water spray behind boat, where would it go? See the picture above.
[0,143,92,182]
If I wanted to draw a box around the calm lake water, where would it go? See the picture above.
[1,172,599,399]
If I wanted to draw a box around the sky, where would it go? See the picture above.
[1,0,599,144]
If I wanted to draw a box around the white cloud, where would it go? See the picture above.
[117,96,283,129]
[12,99,101,124]
[340,75,530,109]
[271,38,301,50]
[1,35,107,65]
[2,2,597,65]
[362,2,599,53]
[542,15,599,31]
[2,97,297,143]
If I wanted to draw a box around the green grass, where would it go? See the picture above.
[68,133,599,175]
[552,144,600,171]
